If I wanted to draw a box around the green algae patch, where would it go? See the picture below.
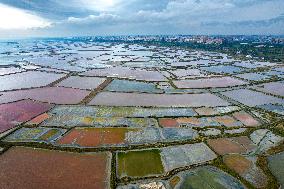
[117,149,164,178]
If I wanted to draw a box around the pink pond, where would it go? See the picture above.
[0,100,53,133]
[0,87,91,105]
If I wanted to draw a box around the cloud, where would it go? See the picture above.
[130,0,284,32]
[0,0,283,36]
[134,0,284,23]
[137,0,234,19]
[0,3,51,30]
[75,0,120,11]
[67,13,120,24]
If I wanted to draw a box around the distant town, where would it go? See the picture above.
[66,35,284,62]
[90,35,284,45]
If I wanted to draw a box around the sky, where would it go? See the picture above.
[0,0,283,38]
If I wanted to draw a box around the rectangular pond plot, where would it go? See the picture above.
[272,67,284,76]
[0,87,91,105]
[213,115,243,127]
[56,127,133,147]
[160,128,199,142]
[2,127,66,143]
[221,89,284,107]
[117,149,165,178]
[254,81,284,97]
[233,61,261,69]
[127,127,199,143]
[124,127,162,144]
[80,66,167,81]
[0,100,53,133]
[235,73,271,82]
[56,76,106,90]
[183,59,216,67]
[201,65,245,74]
[50,64,87,72]
[0,147,111,189]
[173,77,247,89]
[170,61,193,67]
[157,82,208,94]
[264,70,284,79]
[207,136,257,155]
[257,104,284,115]
[268,152,284,187]
[194,106,241,115]
[176,117,221,127]
[232,111,261,127]
[253,61,277,67]
[164,88,208,94]
[104,79,163,93]
[160,143,217,172]
[75,59,111,69]
[88,92,230,107]
[37,67,70,74]
[25,113,51,126]
[112,107,197,117]
[47,105,197,118]
[123,61,163,69]
[0,71,66,91]
[159,118,180,128]
[169,69,204,79]
[27,57,57,67]
[213,106,241,114]
[29,57,87,72]
[0,67,24,76]
[194,107,219,115]
[41,115,158,127]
